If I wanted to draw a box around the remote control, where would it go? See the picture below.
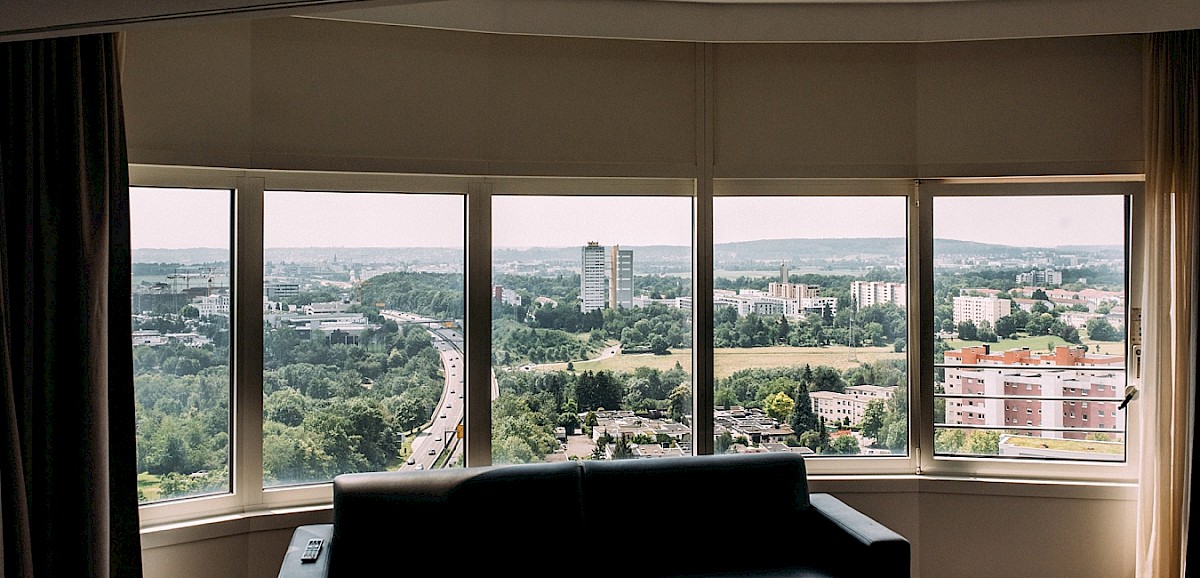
[300,538,323,563]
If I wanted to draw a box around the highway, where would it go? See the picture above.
[380,310,495,470]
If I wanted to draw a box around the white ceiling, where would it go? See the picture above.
[3,0,1199,42]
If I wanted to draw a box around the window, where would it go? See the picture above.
[931,190,1131,465]
[131,187,232,504]
[491,196,693,463]
[261,191,464,486]
[713,196,910,459]
[130,169,1140,523]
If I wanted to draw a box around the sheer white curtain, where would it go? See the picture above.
[1138,29,1199,578]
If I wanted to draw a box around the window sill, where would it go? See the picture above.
[139,503,332,550]
[139,474,1136,549]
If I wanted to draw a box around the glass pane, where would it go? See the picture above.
[131,187,232,503]
[713,197,909,457]
[933,194,1128,461]
[263,191,464,486]
[492,196,693,464]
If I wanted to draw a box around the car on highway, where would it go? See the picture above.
[406,457,415,465]
[440,413,447,419]
[428,448,436,455]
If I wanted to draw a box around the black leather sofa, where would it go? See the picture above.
[277,452,910,577]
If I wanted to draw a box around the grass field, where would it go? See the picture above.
[945,334,1123,356]
[137,472,161,502]
[539,345,904,379]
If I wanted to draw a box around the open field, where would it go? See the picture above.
[540,345,905,379]
[946,334,1124,356]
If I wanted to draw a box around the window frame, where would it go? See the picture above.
[131,166,1144,528]
[918,177,1143,483]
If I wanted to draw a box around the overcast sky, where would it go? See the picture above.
[130,188,1126,250]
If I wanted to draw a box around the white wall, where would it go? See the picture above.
[124,17,1142,578]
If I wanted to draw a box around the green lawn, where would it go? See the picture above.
[946,333,1124,355]
[1002,434,1124,455]
[137,472,162,502]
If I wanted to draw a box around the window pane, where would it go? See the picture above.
[713,197,909,457]
[262,191,464,486]
[932,195,1128,461]
[131,187,232,503]
[492,196,693,464]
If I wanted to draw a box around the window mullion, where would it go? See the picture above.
[464,182,493,466]
[914,180,935,474]
[233,176,265,506]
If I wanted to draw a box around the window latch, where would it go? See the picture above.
[1117,385,1138,411]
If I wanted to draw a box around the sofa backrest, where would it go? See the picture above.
[326,452,814,576]
[579,452,811,576]
[328,460,583,575]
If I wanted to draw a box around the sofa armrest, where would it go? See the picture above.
[807,493,910,578]
[277,523,333,578]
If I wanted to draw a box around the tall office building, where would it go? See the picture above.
[610,245,634,309]
[780,262,789,284]
[581,241,607,313]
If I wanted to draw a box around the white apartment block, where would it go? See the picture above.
[850,281,907,309]
[714,289,837,319]
[810,385,897,426]
[191,293,231,317]
[953,295,1011,326]
[580,241,607,313]
[1015,269,1063,286]
[303,300,350,315]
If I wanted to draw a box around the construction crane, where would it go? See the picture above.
[356,278,370,306]
[168,266,214,295]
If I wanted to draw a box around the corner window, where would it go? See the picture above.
[931,191,1130,465]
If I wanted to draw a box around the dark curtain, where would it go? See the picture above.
[0,34,143,577]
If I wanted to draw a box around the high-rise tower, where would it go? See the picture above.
[610,245,634,309]
[581,242,607,313]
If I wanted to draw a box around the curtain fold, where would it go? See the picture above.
[1138,29,1200,578]
[0,33,143,577]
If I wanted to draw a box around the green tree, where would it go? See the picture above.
[716,431,735,454]
[1086,318,1124,341]
[763,391,794,423]
[859,399,886,441]
[667,385,692,423]
[957,320,978,341]
[611,434,634,460]
[828,434,861,455]
[966,430,1001,455]
[994,316,1018,339]
[788,383,818,435]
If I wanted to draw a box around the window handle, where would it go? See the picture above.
[1117,385,1138,411]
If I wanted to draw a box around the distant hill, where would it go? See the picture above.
[134,238,1121,269]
